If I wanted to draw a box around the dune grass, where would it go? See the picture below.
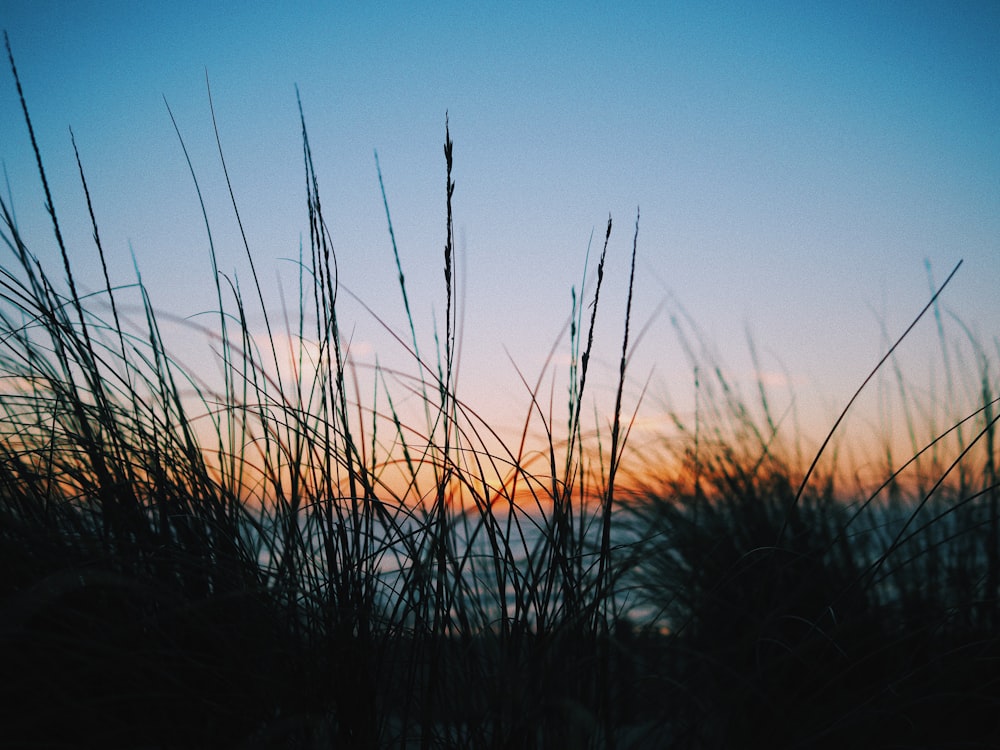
[1,34,998,748]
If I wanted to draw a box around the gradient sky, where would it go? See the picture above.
[2,2,998,471]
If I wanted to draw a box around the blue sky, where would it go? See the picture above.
[2,2,998,466]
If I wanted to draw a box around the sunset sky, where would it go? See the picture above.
[2,2,998,469]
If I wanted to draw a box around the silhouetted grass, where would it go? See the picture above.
[1,33,998,749]
[622,301,1000,748]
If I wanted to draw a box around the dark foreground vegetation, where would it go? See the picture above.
[2,35,998,748]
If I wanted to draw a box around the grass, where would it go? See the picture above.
[1,34,998,748]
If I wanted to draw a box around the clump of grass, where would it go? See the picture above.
[0,34,646,749]
[622,281,1000,747]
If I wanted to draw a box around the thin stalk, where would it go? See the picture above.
[779,259,963,543]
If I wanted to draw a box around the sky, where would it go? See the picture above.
[2,1,998,477]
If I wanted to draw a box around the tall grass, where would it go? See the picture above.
[622,285,1000,747]
[0,35,645,749]
[1,34,998,749]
